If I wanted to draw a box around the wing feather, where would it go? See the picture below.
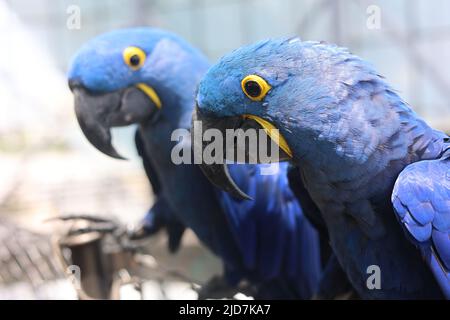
[392,152,450,298]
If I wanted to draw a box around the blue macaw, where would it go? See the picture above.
[194,37,450,299]
[67,28,323,299]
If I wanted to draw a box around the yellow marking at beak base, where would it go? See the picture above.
[243,114,293,158]
[136,83,162,109]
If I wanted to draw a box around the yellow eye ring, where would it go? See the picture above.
[241,75,271,101]
[123,46,146,71]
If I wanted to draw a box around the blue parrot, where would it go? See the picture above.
[67,28,323,299]
[194,37,450,299]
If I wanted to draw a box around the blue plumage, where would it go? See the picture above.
[392,147,450,297]
[196,37,450,299]
[222,163,321,296]
[68,29,321,299]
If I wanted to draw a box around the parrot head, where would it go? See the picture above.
[194,38,400,199]
[68,27,209,159]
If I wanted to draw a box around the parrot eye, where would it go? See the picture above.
[130,55,140,66]
[241,75,271,101]
[123,46,146,70]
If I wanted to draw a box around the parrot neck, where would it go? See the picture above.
[141,38,210,122]
[290,110,445,188]
[147,61,209,127]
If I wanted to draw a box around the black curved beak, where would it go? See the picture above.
[192,106,251,200]
[70,81,158,160]
[73,86,126,159]
[191,106,291,201]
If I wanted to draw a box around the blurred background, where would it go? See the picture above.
[0,0,449,299]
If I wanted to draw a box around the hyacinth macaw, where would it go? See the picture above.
[67,28,323,299]
[194,37,450,299]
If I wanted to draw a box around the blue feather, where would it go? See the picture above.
[197,37,450,299]
[392,150,450,297]
[69,29,322,299]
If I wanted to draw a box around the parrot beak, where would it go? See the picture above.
[192,105,292,200]
[69,80,161,160]
[191,106,251,200]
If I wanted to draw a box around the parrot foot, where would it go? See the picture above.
[127,218,185,253]
[127,220,157,241]
[197,275,254,300]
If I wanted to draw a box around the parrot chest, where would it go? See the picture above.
[300,166,442,299]
[140,125,246,266]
